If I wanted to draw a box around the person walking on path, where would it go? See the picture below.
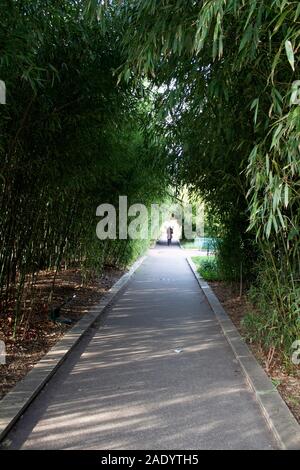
[167,226,173,246]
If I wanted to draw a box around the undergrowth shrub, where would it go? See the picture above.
[242,257,300,363]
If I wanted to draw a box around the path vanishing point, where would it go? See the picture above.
[4,244,277,450]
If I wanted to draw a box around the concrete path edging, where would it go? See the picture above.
[0,254,146,443]
[186,255,300,450]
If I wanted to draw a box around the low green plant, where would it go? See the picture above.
[241,258,300,362]
[192,256,222,282]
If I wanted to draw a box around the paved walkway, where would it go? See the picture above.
[6,244,276,449]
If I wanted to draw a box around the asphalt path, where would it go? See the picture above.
[5,244,276,449]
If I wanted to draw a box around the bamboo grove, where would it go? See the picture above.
[104,0,299,358]
[1,0,300,359]
[0,1,168,326]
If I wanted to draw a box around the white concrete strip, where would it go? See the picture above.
[186,255,300,450]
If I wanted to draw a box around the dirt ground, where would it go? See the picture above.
[209,280,300,425]
[0,266,123,400]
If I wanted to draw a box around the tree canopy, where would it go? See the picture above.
[100,0,300,354]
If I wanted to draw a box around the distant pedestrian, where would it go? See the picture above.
[167,226,173,246]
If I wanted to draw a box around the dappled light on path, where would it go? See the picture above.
[6,245,276,450]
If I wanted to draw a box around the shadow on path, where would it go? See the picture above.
[4,245,276,450]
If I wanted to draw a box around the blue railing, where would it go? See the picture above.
[194,237,218,252]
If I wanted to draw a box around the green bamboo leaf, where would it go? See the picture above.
[266,215,272,239]
[284,184,289,208]
[285,40,295,71]
[273,10,290,34]
[272,214,278,233]
[250,98,259,125]
[266,154,270,174]
[271,124,283,149]
[277,208,285,229]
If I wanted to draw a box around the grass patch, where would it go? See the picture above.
[192,255,223,281]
